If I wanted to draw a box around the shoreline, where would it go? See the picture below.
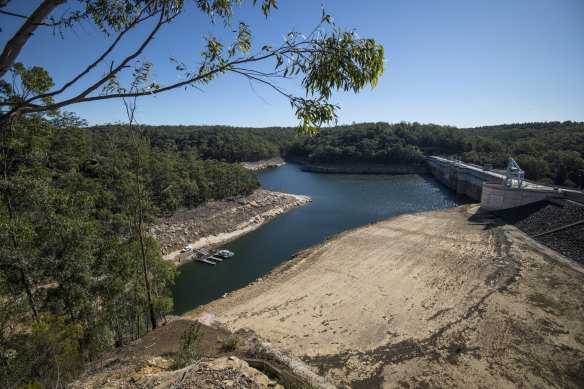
[186,204,584,387]
[300,162,429,174]
[150,189,311,267]
[240,156,286,170]
[283,155,429,174]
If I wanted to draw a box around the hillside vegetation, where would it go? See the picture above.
[286,121,584,187]
[135,121,584,188]
[0,114,262,387]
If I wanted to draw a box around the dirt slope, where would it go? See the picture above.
[189,205,584,388]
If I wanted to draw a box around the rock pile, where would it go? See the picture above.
[100,357,283,389]
[494,200,584,264]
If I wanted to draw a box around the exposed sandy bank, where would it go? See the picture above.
[187,204,584,388]
[149,189,310,266]
[241,157,286,170]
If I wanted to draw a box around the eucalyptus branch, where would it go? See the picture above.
[0,0,66,78]
[0,3,384,135]
[1,2,172,122]
[22,7,158,106]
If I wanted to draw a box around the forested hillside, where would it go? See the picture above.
[286,121,584,187]
[287,122,468,164]
[64,123,262,217]
[0,113,261,387]
[137,125,296,162]
[462,121,584,187]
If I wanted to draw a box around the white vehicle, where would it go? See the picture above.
[180,245,192,253]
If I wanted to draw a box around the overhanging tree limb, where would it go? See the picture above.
[0,1,384,133]
[0,0,66,78]
[1,3,172,122]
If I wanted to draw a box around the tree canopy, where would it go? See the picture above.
[0,0,385,133]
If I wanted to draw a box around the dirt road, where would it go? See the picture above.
[190,204,584,388]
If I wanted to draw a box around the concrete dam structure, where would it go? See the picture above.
[426,156,581,210]
[426,156,499,201]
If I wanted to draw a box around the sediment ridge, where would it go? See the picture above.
[149,189,311,266]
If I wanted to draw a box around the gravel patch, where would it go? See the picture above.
[494,200,584,264]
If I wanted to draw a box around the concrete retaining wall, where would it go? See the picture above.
[426,156,502,201]
[480,184,563,210]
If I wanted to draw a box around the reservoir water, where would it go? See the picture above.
[171,164,470,314]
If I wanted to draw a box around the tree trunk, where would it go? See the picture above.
[18,266,38,318]
[126,103,157,330]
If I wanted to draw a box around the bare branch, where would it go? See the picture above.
[0,0,66,78]
[0,9,28,19]
[231,68,291,100]
[0,8,88,27]
[1,4,173,122]
[23,8,158,106]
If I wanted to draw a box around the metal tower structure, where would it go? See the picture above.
[502,157,525,188]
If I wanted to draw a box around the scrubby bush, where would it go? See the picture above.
[171,321,205,369]
[221,336,242,351]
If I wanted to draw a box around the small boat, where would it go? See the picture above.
[216,249,234,258]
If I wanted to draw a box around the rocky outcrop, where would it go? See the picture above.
[98,357,283,389]
[240,157,286,171]
[149,190,311,266]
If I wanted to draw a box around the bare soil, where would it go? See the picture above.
[187,204,584,388]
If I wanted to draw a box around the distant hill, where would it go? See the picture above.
[285,121,584,187]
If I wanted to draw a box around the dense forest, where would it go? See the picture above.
[462,121,584,187]
[129,121,583,188]
[137,125,296,162]
[286,121,584,187]
[286,122,468,164]
[0,113,262,387]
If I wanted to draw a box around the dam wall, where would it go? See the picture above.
[427,156,583,209]
[480,183,564,210]
[426,156,502,201]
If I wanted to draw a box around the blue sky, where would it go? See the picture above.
[2,0,583,128]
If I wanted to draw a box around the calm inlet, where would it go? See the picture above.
[171,164,470,314]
